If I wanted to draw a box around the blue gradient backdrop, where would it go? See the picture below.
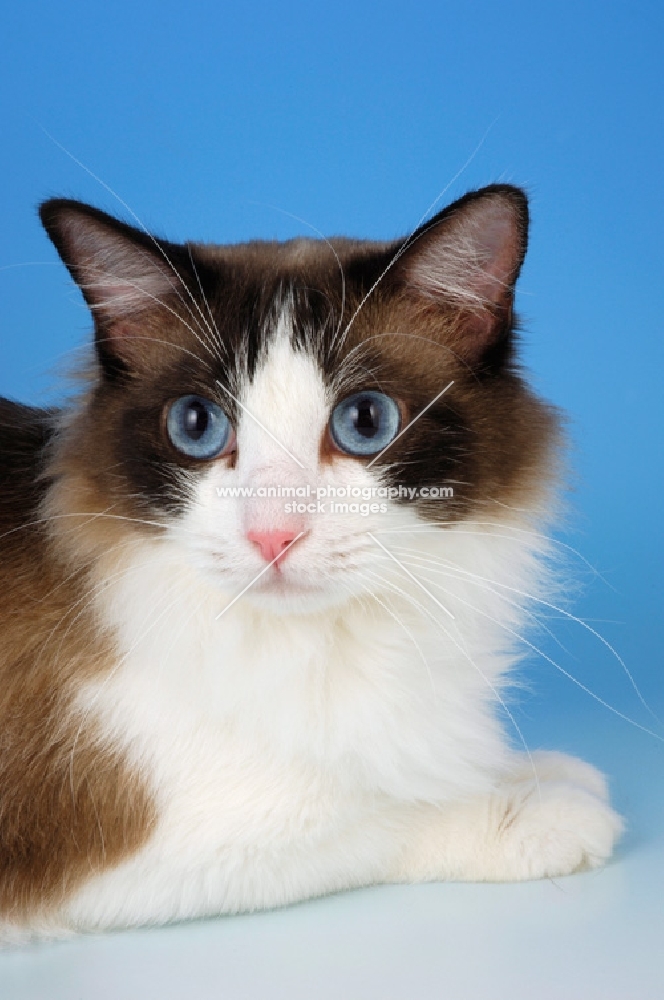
[1,2,663,997]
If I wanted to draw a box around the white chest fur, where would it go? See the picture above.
[64,520,548,928]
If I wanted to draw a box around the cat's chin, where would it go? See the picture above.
[239,574,352,616]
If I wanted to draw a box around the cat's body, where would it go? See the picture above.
[0,186,622,941]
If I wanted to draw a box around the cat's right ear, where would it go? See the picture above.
[39,199,186,378]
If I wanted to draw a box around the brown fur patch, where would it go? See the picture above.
[342,290,561,518]
[0,402,155,922]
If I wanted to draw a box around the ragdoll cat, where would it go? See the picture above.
[0,185,622,941]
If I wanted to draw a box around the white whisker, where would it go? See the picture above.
[401,560,664,743]
[334,119,499,352]
[389,540,657,723]
[216,381,305,469]
[367,532,454,618]
[248,201,347,348]
[365,381,454,468]
[214,534,304,620]
[40,126,226,367]
[361,563,540,797]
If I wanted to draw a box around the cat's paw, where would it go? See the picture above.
[499,780,624,880]
[508,750,611,802]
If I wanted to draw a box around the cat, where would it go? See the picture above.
[0,184,622,942]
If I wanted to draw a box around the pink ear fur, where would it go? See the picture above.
[402,189,527,361]
[52,211,177,323]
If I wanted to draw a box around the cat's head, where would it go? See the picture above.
[40,186,557,613]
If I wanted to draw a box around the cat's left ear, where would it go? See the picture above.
[393,184,529,366]
[39,199,187,376]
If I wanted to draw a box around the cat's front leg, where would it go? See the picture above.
[390,752,624,883]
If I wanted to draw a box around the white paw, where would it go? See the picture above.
[507,750,610,802]
[500,780,624,880]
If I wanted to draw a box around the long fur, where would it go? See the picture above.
[0,186,622,941]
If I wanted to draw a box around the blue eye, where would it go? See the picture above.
[329,391,401,457]
[166,395,233,459]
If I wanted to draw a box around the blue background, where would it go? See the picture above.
[1,1,663,996]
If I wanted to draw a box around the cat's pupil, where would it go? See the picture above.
[354,399,378,439]
[185,401,209,440]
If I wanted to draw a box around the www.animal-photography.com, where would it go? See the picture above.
[1,2,662,998]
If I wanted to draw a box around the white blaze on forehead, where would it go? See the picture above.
[237,307,329,478]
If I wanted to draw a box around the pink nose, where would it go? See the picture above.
[247,529,302,564]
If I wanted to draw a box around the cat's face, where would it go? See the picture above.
[41,187,556,613]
